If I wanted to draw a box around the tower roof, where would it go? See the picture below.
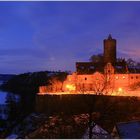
[108,34,112,40]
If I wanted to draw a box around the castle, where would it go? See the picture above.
[61,35,140,96]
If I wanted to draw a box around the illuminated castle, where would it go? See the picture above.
[61,35,140,95]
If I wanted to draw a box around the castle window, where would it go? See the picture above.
[123,76,125,79]
[136,76,138,79]
[90,66,94,69]
[85,77,87,81]
[80,66,84,69]
[131,76,133,79]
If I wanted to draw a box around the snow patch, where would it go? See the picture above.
[82,123,110,139]
[6,134,18,139]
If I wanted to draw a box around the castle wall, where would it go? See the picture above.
[62,72,140,94]
[38,35,140,95]
[113,74,129,90]
[128,74,140,85]
[35,94,140,115]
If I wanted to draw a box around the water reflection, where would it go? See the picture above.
[0,91,20,120]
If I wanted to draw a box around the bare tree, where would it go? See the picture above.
[129,82,140,91]
[48,77,63,92]
[77,72,114,138]
[92,73,114,95]
[126,58,136,67]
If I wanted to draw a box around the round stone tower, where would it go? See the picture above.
[104,34,116,65]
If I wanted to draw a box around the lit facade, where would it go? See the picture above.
[62,35,140,95]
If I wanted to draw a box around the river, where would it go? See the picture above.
[0,90,19,104]
[0,90,20,120]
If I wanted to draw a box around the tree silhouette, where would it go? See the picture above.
[89,54,104,64]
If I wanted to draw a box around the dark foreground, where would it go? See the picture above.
[3,94,140,138]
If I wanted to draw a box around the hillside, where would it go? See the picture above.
[0,71,68,94]
[0,71,68,114]
[0,74,15,82]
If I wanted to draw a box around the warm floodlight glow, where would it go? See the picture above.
[111,92,116,96]
[118,87,123,92]
[66,84,76,91]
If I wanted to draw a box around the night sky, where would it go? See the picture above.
[1,1,140,74]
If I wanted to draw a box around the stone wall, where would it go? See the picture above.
[35,94,140,116]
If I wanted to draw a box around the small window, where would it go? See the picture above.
[108,70,110,73]
[85,77,87,80]
[136,76,138,79]
[131,76,133,79]
[123,76,125,79]
[81,66,84,69]
[90,66,94,69]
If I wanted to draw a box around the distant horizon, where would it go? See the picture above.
[0,1,140,74]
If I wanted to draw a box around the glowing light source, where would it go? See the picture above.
[123,76,125,79]
[116,76,118,79]
[118,87,123,92]
[66,84,76,91]
[111,92,116,96]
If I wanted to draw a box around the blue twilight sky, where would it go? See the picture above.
[0,1,140,74]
